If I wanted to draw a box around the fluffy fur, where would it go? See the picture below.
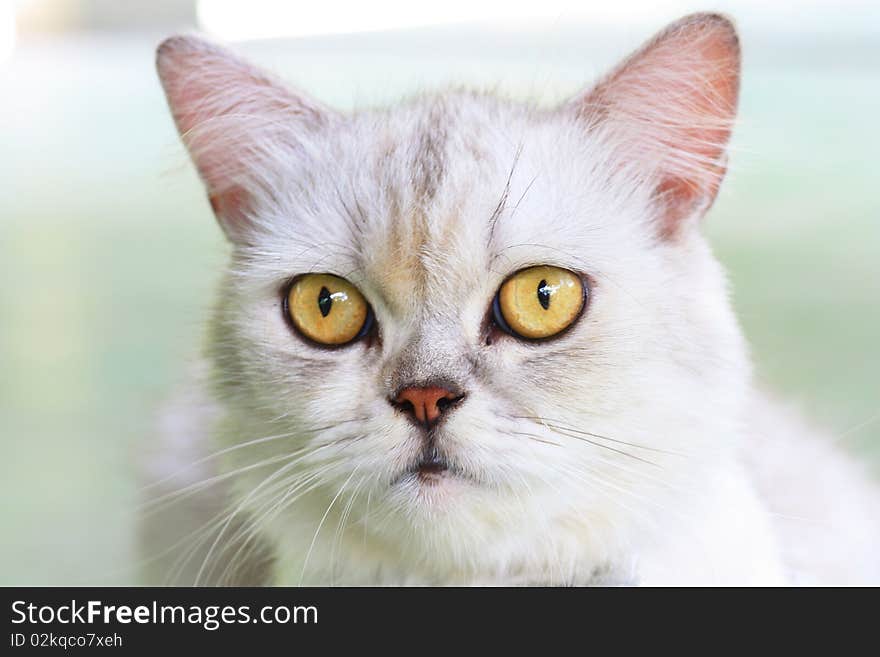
[141,13,880,585]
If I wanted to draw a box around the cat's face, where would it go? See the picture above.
[159,14,749,570]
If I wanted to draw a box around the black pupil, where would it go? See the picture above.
[317,286,333,317]
[537,279,551,310]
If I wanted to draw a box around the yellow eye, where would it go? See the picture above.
[495,266,585,340]
[286,274,372,346]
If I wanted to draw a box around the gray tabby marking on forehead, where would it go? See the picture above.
[359,100,460,306]
[410,99,449,202]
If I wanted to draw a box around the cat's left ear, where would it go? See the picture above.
[156,35,331,244]
[569,13,741,239]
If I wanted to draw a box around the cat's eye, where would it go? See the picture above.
[285,274,373,346]
[493,266,586,340]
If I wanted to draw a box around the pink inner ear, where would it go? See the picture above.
[208,188,248,229]
[576,14,741,239]
[156,36,327,243]
[654,177,712,240]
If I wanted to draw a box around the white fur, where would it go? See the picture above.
[143,15,880,585]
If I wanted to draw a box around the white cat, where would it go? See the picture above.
[142,13,879,585]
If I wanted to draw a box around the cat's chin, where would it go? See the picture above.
[392,472,473,511]
[392,466,469,489]
[389,455,478,507]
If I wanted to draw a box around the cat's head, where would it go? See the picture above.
[158,13,749,575]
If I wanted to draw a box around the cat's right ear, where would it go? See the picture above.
[156,36,330,244]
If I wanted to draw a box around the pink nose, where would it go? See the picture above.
[394,386,461,427]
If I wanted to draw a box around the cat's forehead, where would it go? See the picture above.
[330,95,526,311]
[348,93,516,219]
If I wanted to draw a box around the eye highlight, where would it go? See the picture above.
[285,274,372,346]
[493,266,586,340]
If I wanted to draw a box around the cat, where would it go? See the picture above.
[141,12,880,585]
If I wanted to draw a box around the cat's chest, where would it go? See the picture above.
[634,468,787,586]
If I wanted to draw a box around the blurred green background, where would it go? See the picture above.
[1,0,877,585]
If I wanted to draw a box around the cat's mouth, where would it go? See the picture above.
[392,450,467,487]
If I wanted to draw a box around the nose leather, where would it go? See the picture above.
[394,386,461,427]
